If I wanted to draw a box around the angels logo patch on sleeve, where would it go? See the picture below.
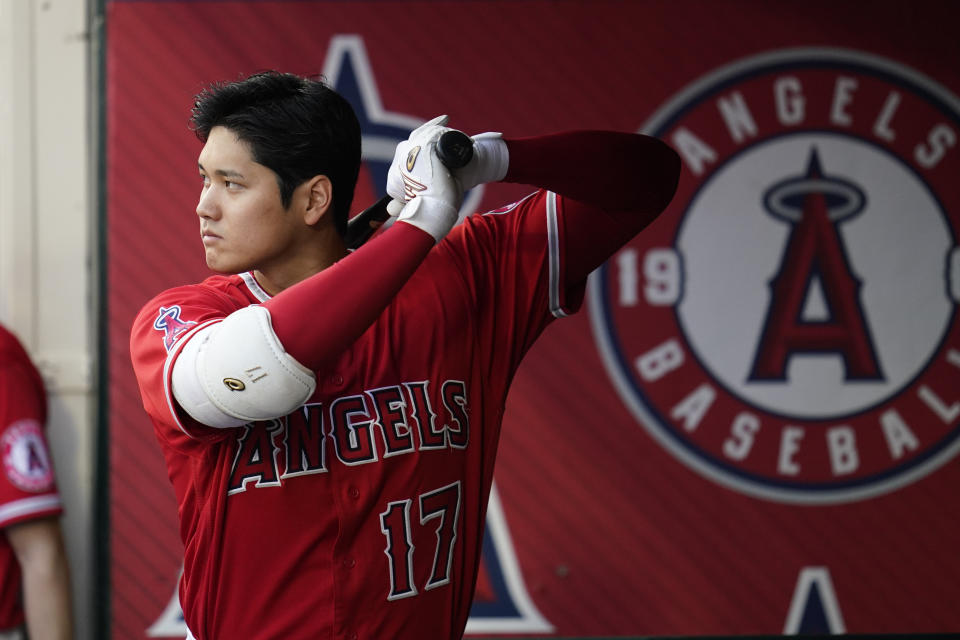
[2,419,55,493]
[589,47,960,504]
[153,305,197,352]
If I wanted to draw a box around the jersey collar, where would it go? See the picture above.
[240,271,272,302]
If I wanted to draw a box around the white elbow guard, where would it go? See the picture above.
[171,305,317,428]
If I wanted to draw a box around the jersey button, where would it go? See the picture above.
[331,373,343,385]
[348,633,358,640]
[343,557,356,568]
[348,487,360,499]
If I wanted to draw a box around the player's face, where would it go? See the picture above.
[196,126,307,275]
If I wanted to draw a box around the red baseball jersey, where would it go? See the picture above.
[0,326,63,631]
[131,190,584,640]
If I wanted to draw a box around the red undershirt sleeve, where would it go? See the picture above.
[503,131,681,284]
[263,221,434,371]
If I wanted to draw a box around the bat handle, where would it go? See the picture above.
[436,130,474,169]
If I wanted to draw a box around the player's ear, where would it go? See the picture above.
[303,175,333,226]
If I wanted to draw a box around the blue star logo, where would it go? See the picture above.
[321,36,483,216]
[322,35,422,201]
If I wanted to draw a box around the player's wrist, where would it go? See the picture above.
[396,196,459,242]
[458,133,509,191]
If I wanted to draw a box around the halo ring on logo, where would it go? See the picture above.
[764,176,865,223]
[588,47,960,504]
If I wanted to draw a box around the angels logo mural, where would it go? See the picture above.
[589,48,960,504]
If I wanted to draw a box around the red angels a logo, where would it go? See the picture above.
[589,48,960,504]
[2,419,55,493]
[153,305,198,352]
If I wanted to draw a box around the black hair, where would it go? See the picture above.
[191,71,361,237]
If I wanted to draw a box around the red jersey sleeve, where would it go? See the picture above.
[435,189,581,376]
[130,283,246,445]
[0,332,62,529]
[431,131,679,377]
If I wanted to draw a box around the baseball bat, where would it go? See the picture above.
[344,129,474,249]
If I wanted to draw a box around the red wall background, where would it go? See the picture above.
[106,1,960,637]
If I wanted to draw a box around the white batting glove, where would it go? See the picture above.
[386,116,464,242]
[386,115,450,205]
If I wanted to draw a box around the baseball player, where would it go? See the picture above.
[0,324,74,640]
[130,71,679,640]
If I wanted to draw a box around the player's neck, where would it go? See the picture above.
[254,235,348,296]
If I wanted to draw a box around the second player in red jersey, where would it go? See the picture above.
[0,324,73,639]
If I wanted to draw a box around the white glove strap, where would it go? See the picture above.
[459,133,509,191]
[396,196,459,242]
[172,306,316,428]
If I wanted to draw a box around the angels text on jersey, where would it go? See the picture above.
[228,379,469,494]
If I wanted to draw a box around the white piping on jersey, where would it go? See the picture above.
[546,191,567,319]
[240,271,272,302]
[480,190,536,217]
[0,494,61,527]
[162,318,224,437]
